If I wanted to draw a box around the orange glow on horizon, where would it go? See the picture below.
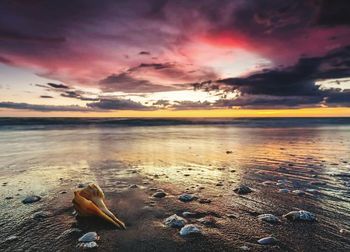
[1,107,350,118]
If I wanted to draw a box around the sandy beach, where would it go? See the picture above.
[1,118,350,251]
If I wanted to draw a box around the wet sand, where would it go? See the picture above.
[1,120,350,251]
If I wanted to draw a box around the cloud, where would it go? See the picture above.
[0,102,90,112]
[87,99,154,110]
[99,72,176,93]
[139,51,151,55]
[47,83,69,89]
[192,46,350,108]
[0,0,349,110]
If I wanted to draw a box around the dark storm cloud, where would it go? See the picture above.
[216,46,350,96]
[192,45,350,108]
[317,0,350,26]
[0,102,90,112]
[87,99,154,110]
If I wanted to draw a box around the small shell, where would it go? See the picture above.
[283,210,316,222]
[78,232,100,243]
[257,236,277,245]
[258,214,280,224]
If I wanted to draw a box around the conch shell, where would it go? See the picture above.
[72,183,126,229]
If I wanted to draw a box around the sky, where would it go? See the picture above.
[0,0,350,117]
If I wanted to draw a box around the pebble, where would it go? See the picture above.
[5,196,13,200]
[77,183,86,188]
[198,198,211,204]
[152,191,166,198]
[164,214,187,228]
[129,184,139,189]
[305,188,320,194]
[226,213,239,218]
[340,229,350,236]
[32,211,52,219]
[179,224,202,236]
[198,216,216,226]
[292,190,305,196]
[258,214,280,224]
[22,195,41,204]
[56,228,82,240]
[226,151,233,154]
[240,245,250,250]
[216,182,224,186]
[78,241,98,249]
[178,193,197,202]
[233,185,252,194]
[257,236,278,245]
[182,212,197,218]
[278,188,290,193]
[262,181,275,186]
[78,232,99,243]
[283,210,316,222]
[5,235,19,242]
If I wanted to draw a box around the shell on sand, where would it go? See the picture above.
[258,214,280,224]
[72,183,126,229]
[283,210,316,222]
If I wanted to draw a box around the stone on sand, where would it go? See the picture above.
[152,190,166,198]
[22,195,41,204]
[164,214,187,228]
[179,224,202,236]
[178,193,197,202]
[233,185,252,194]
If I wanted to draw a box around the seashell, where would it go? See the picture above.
[164,214,187,228]
[179,224,202,236]
[258,214,280,224]
[78,232,99,243]
[283,210,316,222]
[72,184,126,229]
[257,236,277,245]
[233,185,252,194]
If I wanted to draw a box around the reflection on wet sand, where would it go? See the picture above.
[0,124,350,251]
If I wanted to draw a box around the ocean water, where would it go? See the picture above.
[0,118,350,251]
